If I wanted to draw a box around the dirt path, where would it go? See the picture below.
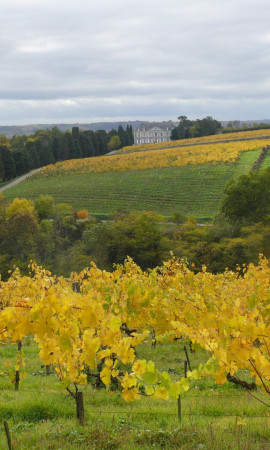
[0,168,41,193]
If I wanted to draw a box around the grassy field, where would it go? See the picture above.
[0,337,269,449]
[3,149,260,221]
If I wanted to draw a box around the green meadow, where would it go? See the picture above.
[0,337,269,449]
[3,149,261,221]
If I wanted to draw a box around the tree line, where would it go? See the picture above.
[0,125,134,181]
[171,115,270,140]
[1,165,270,279]
[171,115,222,140]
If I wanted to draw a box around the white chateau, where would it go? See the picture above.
[134,122,175,145]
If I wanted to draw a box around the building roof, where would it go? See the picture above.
[135,121,176,132]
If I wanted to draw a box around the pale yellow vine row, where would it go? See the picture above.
[119,128,270,153]
[39,139,270,176]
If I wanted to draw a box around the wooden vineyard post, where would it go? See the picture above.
[66,385,85,426]
[177,359,188,422]
[184,346,192,371]
[184,360,188,378]
[4,421,13,449]
[72,282,80,293]
[15,341,22,391]
[177,395,181,423]
[189,340,195,353]
[46,364,51,376]
[75,391,85,426]
[151,329,157,348]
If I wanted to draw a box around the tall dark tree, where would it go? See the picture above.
[25,140,40,170]
[13,150,31,176]
[80,131,95,157]
[0,152,5,181]
[0,145,16,180]
[59,132,71,160]
[10,134,27,151]
[95,130,107,155]
[126,125,134,145]
[117,125,126,147]
[72,127,82,158]
[91,132,98,156]
[51,137,61,161]
[36,136,54,166]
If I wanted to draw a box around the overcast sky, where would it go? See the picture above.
[1,0,270,125]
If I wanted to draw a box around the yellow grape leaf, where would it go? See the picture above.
[98,349,112,360]
[178,377,189,393]
[145,385,155,396]
[109,316,122,331]
[121,373,137,390]
[59,334,72,351]
[160,371,171,388]
[132,360,147,378]
[122,387,140,402]
[154,386,169,400]
[100,366,111,386]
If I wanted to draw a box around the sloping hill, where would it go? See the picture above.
[3,145,262,220]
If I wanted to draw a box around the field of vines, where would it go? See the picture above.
[0,257,269,448]
[119,128,270,153]
[34,139,270,175]
[3,149,260,220]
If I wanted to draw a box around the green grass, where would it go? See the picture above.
[0,337,269,449]
[3,150,260,221]
[260,150,270,169]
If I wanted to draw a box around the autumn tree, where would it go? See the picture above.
[108,135,121,151]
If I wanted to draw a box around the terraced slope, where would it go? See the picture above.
[4,149,260,220]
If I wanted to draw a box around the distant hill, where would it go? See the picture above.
[220,119,270,127]
[1,119,270,138]
[0,121,143,138]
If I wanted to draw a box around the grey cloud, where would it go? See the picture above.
[1,0,270,123]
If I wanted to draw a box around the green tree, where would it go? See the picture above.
[95,130,108,155]
[108,135,121,151]
[107,212,167,269]
[13,150,31,175]
[0,145,16,180]
[34,195,55,220]
[25,139,40,169]
[125,125,134,145]
[117,125,126,147]
[37,219,56,267]
[195,116,221,136]
[221,167,270,223]
[5,209,39,263]
[0,152,5,180]
[71,127,82,158]
[59,132,71,160]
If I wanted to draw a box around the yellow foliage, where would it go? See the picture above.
[6,198,36,220]
[39,139,270,176]
[0,254,270,402]
[119,128,270,153]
